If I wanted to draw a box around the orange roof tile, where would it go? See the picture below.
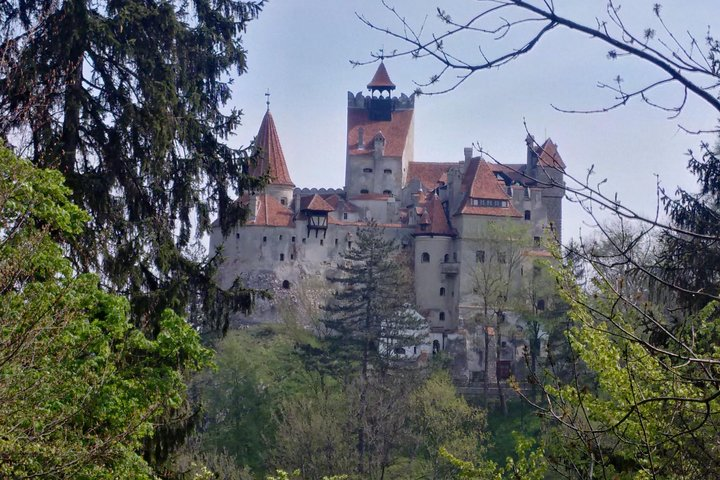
[537,138,566,169]
[245,194,294,227]
[300,194,335,212]
[416,194,454,236]
[323,194,361,213]
[367,62,396,90]
[251,110,295,187]
[407,162,455,191]
[347,109,413,157]
[463,158,510,200]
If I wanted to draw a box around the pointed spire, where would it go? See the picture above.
[251,110,295,187]
[367,62,396,91]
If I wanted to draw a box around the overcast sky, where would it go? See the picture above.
[227,0,718,242]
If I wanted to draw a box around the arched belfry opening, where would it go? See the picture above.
[366,62,395,121]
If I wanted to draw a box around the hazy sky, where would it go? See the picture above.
[228,1,718,241]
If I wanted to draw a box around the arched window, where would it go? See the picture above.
[282,280,291,289]
[393,347,406,355]
[439,312,445,321]
[524,210,531,220]
[439,287,446,297]
[432,340,441,354]
[421,252,430,263]
[443,253,450,263]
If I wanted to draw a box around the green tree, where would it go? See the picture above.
[0,145,211,478]
[407,370,487,479]
[0,0,265,332]
[322,222,427,477]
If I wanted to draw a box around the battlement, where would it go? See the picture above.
[347,91,415,110]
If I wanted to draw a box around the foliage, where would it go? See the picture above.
[0,0,266,333]
[408,370,487,478]
[0,145,211,478]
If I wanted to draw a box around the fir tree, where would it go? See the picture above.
[0,0,266,332]
[321,222,426,476]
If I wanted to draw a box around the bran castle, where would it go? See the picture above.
[210,63,565,382]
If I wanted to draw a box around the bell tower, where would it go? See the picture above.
[345,63,415,203]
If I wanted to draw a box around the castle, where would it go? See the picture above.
[210,63,565,381]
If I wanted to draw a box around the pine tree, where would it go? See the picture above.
[0,0,265,332]
[321,222,426,476]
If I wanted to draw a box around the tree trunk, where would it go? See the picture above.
[496,330,507,415]
[483,326,490,409]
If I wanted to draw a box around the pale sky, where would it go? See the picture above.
[228,1,718,242]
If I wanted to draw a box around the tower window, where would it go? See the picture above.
[537,299,546,311]
[279,235,283,240]
[443,254,450,263]
[320,239,324,246]
[439,312,445,321]
[280,198,287,206]
[290,254,294,260]
[360,189,369,194]
[421,252,430,263]
[384,169,392,174]
[236,233,240,239]
[302,238,306,244]
[343,212,348,220]
[282,280,291,289]
[279,253,284,261]
[383,190,392,195]
[440,287,446,296]
[524,210,531,220]
[363,168,373,173]
[335,238,339,245]
[534,236,541,247]
[348,241,352,249]
[263,236,267,243]
[497,252,507,264]
[476,250,485,263]
[292,236,296,242]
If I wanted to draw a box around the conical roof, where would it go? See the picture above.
[251,110,295,187]
[367,62,396,90]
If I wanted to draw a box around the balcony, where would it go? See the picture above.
[440,261,460,276]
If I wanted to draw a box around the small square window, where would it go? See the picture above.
[290,254,294,260]
[384,169,392,174]
[279,253,284,261]
[263,236,267,243]
[292,236,296,242]
[236,233,240,239]
[320,239,324,246]
[343,213,348,220]
[363,168,373,173]
[360,189,369,194]
[279,235,283,240]
[335,238,339,245]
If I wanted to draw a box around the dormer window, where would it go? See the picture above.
[471,198,509,208]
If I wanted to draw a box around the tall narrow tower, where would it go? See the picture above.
[345,63,415,200]
[251,109,295,207]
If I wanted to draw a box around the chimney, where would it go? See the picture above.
[249,194,259,221]
[373,132,385,160]
[358,127,365,149]
[464,147,473,161]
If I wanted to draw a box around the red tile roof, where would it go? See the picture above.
[463,158,510,200]
[300,194,335,212]
[251,110,295,187]
[537,138,566,169]
[244,194,295,227]
[347,109,413,157]
[367,62,396,90]
[458,158,521,217]
[416,193,454,236]
[407,162,454,191]
[323,194,361,213]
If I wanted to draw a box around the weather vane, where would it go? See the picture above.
[265,89,270,111]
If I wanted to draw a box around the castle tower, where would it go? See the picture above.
[345,63,415,208]
[251,109,295,207]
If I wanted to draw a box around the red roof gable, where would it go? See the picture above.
[300,194,335,212]
[251,110,295,187]
[537,138,566,169]
[245,194,295,227]
[407,162,454,191]
[416,193,454,236]
[367,62,396,90]
[347,109,413,157]
[463,158,510,200]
